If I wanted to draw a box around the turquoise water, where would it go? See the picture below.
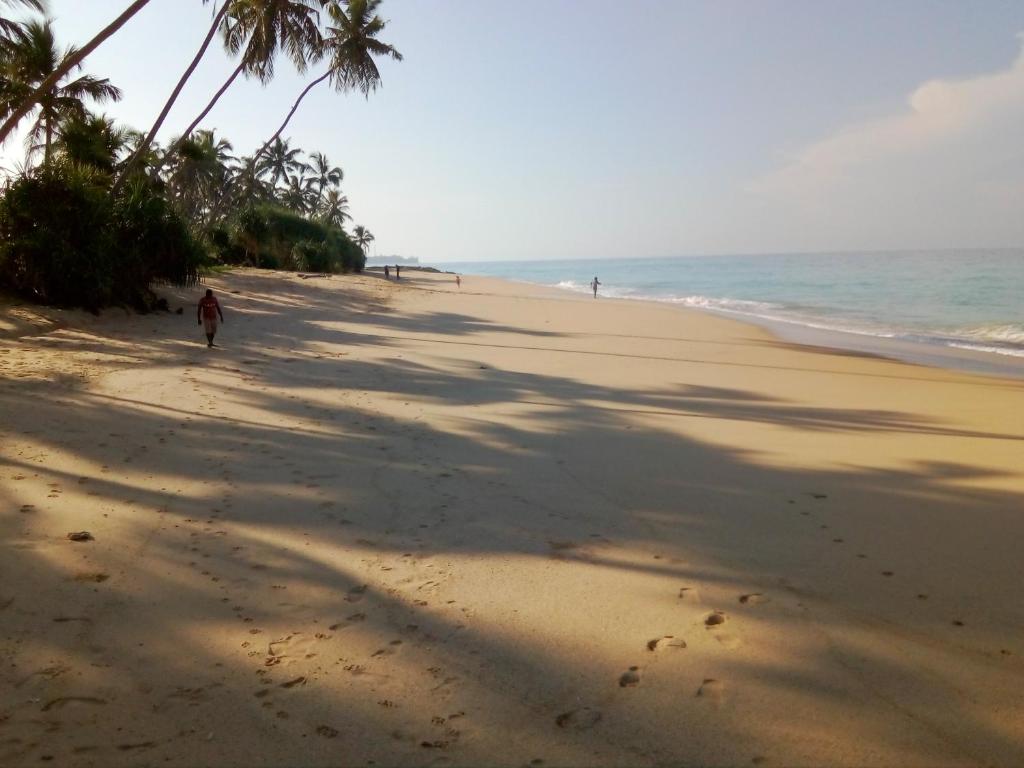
[439,250,1024,360]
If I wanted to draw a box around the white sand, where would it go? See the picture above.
[1,268,1023,766]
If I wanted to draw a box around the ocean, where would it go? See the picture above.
[438,250,1024,375]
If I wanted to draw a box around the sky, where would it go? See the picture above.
[5,0,1024,262]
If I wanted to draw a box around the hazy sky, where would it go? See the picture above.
[5,0,1024,261]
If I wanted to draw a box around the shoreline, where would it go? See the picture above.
[2,268,1023,766]
[450,270,1024,380]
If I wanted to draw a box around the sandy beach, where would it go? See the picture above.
[2,268,1023,767]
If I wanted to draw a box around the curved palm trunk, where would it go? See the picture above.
[0,0,152,145]
[254,70,330,160]
[113,0,230,193]
[157,59,245,174]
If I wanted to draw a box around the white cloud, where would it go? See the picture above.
[733,35,1024,251]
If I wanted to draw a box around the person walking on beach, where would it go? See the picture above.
[197,288,224,348]
[395,265,401,280]
[384,265,390,279]
[456,274,461,288]
[591,276,601,298]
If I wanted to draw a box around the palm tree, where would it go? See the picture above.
[0,0,150,145]
[114,0,230,191]
[255,0,401,159]
[165,128,235,225]
[54,111,129,172]
[351,224,373,253]
[2,20,121,163]
[162,0,324,166]
[229,152,272,207]
[281,170,316,213]
[257,136,306,189]
[318,187,350,228]
[0,0,46,42]
[308,149,341,205]
[119,127,164,178]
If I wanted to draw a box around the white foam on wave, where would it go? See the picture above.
[956,324,1024,345]
[547,281,1024,359]
[947,343,1024,358]
[554,280,590,294]
[664,294,903,340]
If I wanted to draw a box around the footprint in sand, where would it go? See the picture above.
[738,593,769,606]
[72,573,109,583]
[705,611,741,648]
[345,584,368,603]
[266,633,317,664]
[647,636,686,652]
[116,742,156,752]
[678,587,701,602]
[41,696,106,712]
[329,612,366,631]
[555,708,602,730]
[705,612,727,627]
[618,666,641,687]
[697,678,724,703]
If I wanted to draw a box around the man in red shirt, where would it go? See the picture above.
[197,288,225,347]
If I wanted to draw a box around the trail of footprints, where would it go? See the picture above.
[166,494,474,755]
[555,487,1008,746]
[792,491,982,631]
[6,427,1011,765]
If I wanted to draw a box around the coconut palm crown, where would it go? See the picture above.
[323,0,402,97]
[1,19,120,161]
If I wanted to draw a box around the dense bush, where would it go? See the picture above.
[0,162,201,310]
[109,179,205,300]
[234,204,365,273]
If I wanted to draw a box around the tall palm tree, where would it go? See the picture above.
[0,0,46,42]
[257,136,306,189]
[114,0,230,190]
[1,20,121,162]
[165,128,235,225]
[255,0,401,159]
[229,152,272,207]
[162,0,324,166]
[281,170,316,213]
[308,149,341,205]
[0,0,150,145]
[351,224,373,253]
[319,187,350,228]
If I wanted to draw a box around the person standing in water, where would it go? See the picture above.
[591,276,601,298]
[197,288,225,347]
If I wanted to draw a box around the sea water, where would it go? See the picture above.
[438,250,1024,373]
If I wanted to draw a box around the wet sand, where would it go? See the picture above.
[1,268,1023,766]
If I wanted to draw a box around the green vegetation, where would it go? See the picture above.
[0,0,400,310]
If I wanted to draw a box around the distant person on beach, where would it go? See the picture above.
[197,288,224,348]
[395,265,401,280]
[591,276,601,298]
[384,265,390,279]
[456,274,461,288]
